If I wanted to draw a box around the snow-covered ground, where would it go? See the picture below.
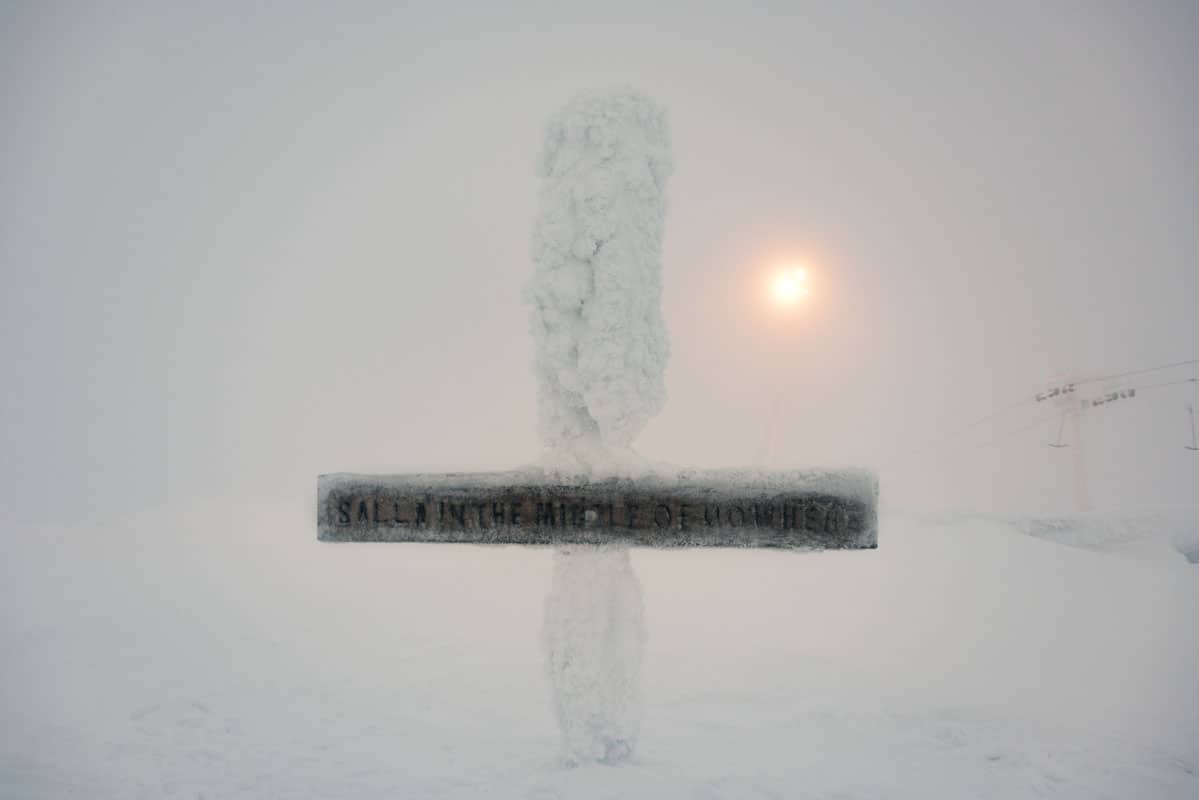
[3,504,1197,799]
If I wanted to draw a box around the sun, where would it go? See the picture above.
[770,266,809,306]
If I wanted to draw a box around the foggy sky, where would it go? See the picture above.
[2,1,1197,523]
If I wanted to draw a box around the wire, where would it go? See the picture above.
[917,409,1062,463]
[1135,376,1199,392]
[1079,358,1199,386]
[957,411,1060,455]
[897,395,1033,459]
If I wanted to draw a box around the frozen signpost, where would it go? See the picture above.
[318,88,878,764]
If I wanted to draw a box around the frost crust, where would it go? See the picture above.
[542,545,646,765]
[526,88,673,473]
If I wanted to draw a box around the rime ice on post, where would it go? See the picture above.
[317,87,879,767]
[526,88,673,473]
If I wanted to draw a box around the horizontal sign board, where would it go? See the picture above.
[318,469,878,549]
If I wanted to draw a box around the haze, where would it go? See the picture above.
[3,1,1197,522]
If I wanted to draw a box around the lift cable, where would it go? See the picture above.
[930,409,1063,462]
[1078,358,1199,386]
[1133,376,1199,392]
[897,396,1033,460]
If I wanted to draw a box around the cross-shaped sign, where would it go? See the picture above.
[316,87,878,766]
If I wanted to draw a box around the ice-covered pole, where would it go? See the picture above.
[529,88,670,765]
[526,87,673,473]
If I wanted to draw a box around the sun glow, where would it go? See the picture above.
[770,266,809,306]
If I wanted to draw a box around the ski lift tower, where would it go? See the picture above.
[1037,374,1089,512]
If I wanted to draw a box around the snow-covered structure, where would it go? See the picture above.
[528,87,669,766]
[526,88,673,472]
